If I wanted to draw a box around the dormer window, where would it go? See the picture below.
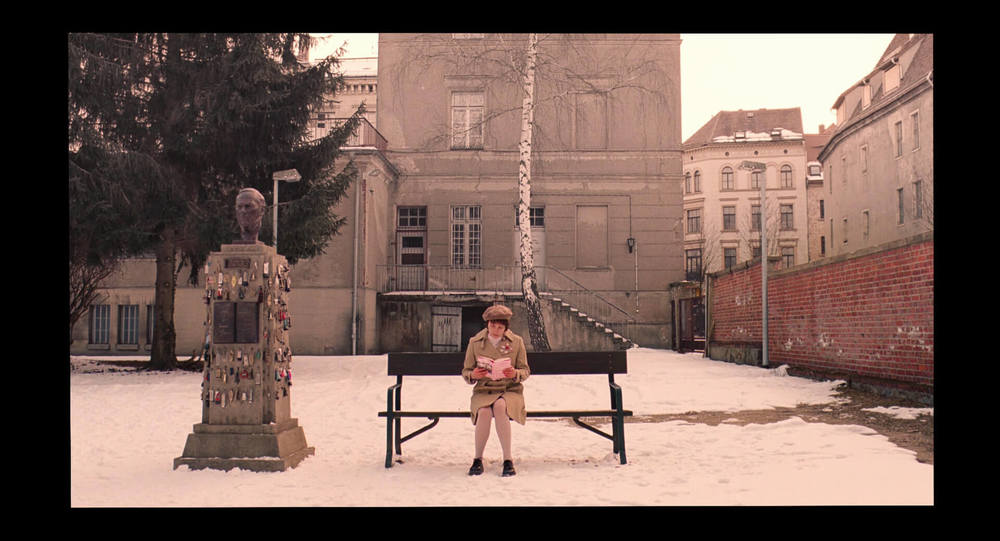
[884,63,900,93]
[862,82,871,109]
[734,131,746,140]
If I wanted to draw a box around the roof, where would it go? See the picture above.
[683,107,804,148]
[336,57,377,77]
[831,34,933,112]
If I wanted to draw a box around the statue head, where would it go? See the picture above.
[235,188,266,243]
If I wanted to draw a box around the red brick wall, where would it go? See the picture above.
[708,233,933,393]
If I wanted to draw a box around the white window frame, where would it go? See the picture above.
[117,304,139,345]
[90,304,110,345]
[451,91,484,150]
[451,205,481,268]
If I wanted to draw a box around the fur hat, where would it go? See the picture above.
[482,304,513,321]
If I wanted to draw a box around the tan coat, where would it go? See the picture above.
[461,328,530,425]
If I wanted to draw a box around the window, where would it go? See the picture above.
[863,210,870,240]
[576,205,608,268]
[575,92,607,150]
[686,208,702,234]
[780,204,794,230]
[862,82,871,109]
[914,180,923,219]
[722,206,736,231]
[895,121,903,157]
[398,206,427,266]
[721,167,734,191]
[781,247,795,268]
[780,165,793,188]
[89,304,110,345]
[117,304,139,345]
[884,64,900,93]
[820,236,826,256]
[750,170,762,190]
[911,111,920,150]
[515,206,545,228]
[750,243,761,260]
[860,145,868,172]
[146,304,155,344]
[819,200,825,220]
[751,204,761,232]
[684,172,691,194]
[398,206,427,228]
[685,249,702,281]
[897,188,905,224]
[841,156,847,185]
[451,205,481,267]
[451,92,484,149]
[693,171,702,193]
[842,218,848,244]
[724,247,737,270]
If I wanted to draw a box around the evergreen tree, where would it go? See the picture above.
[68,33,360,370]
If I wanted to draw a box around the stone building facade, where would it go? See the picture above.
[818,33,933,254]
[681,108,811,280]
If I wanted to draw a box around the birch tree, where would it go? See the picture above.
[515,33,548,351]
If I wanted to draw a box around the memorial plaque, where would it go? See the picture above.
[225,258,252,269]
[234,302,259,343]
[213,302,236,343]
[213,302,258,343]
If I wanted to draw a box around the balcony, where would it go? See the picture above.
[309,117,387,152]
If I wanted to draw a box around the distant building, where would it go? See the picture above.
[682,108,811,279]
[818,34,933,253]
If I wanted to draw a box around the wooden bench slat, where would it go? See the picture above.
[387,350,627,376]
[379,410,633,418]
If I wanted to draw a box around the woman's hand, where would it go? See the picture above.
[502,367,515,378]
[471,367,490,380]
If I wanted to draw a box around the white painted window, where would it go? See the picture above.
[451,92,484,149]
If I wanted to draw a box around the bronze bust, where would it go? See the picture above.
[235,188,266,243]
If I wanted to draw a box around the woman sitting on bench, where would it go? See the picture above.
[461,304,531,477]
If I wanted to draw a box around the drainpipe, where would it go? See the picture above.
[351,171,361,355]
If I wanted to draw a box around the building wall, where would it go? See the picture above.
[821,34,933,255]
[707,232,933,399]
[683,137,810,274]
[376,33,684,348]
[823,88,933,254]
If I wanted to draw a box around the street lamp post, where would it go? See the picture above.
[272,169,302,254]
[739,160,768,367]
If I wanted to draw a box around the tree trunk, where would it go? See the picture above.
[517,33,550,352]
[149,226,179,370]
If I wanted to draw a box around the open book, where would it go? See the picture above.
[476,356,513,381]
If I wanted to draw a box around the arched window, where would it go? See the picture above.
[751,170,762,190]
[693,171,701,193]
[684,172,691,194]
[721,166,734,191]
[780,165,793,188]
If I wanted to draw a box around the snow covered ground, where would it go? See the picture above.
[69,348,933,507]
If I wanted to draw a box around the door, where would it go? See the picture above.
[432,305,462,352]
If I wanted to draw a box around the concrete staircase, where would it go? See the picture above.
[538,291,634,350]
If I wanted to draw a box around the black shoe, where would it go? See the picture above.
[468,458,484,476]
[501,460,516,477]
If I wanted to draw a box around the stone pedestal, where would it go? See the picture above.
[174,242,314,472]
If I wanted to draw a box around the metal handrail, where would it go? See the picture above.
[376,264,636,340]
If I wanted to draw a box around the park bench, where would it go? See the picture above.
[378,350,632,468]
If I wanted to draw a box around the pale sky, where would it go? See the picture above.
[309,33,895,140]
